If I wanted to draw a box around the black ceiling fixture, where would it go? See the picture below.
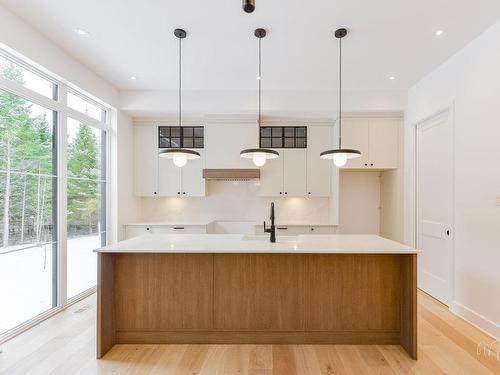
[320,28,361,167]
[243,0,255,13]
[240,28,280,167]
[159,28,201,168]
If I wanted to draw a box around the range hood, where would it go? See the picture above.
[202,169,260,181]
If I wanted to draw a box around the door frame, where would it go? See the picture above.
[412,104,455,305]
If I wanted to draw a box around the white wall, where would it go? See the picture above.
[110,112,142,241]
[139,181,331,225]
[406,21,500,339]
[338,171,381,234]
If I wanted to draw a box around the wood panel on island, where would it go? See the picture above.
[96,250,417,359]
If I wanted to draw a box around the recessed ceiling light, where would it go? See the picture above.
[435,29,444,36]
[130,76,137,80]
[389,76,396,81]
[75,28,90,37]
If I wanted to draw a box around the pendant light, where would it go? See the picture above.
[240,28,279,167]
[320,28,361,167]
[159,28,200,167]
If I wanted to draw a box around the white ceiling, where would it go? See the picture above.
[1,0,500,97]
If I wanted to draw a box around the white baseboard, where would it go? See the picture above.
[450,301,500,340]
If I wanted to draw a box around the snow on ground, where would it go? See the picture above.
[0,235,99,334]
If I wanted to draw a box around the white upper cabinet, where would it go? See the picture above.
[181,150,206,196]
[205,123,259,169]
[135,125,205,197]
[341,117,400,169]
[341,118,370,169]
[283,149,307,197]
[158,153,182,196]
[260,149,306,197]
[259,153,284,196]
[368,118,400,169]
[307,126,333,197]
[158,149,205,197]
[134,125,158,196]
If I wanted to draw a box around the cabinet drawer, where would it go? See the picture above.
[309,226,337,234]
[125,225,153,239]
[254,225,309,235]
[153,225,207,234]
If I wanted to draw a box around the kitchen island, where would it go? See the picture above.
[95,234,418,359]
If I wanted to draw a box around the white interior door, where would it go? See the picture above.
[416,111,453,305]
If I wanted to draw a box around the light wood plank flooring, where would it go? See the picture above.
[0,290,498,374]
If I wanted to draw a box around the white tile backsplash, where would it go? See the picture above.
[141,180,331,224]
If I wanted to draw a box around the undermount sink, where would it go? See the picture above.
[241,234,299,243]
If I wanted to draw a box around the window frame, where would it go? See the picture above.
[158,126,205,149]
[259,126,307,149]
[0,48,112,343]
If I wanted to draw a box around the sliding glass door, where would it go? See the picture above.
[66,117,106,299]
[0,89,57,333]
[0,50,111,340]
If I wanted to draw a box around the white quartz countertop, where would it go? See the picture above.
[95,234,418,254]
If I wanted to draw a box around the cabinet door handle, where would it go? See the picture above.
[370,163,374,166]
[279,192,282,195]
[173,227,185,230]
[311,227,315,231]
[153,191,157,195]
[308,192,311,195]
[182,192,186,195]
[284,192,288,195]
[364,163,368,166]
[277,227,288,230]
[146,227,150,231]
[177,192,180,195]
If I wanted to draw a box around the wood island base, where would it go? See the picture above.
[97,252,417,359]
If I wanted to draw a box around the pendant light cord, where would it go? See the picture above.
[338,36,342,149]
[258,36,262,126]
[178,35,183,147]
[179,37,182,128]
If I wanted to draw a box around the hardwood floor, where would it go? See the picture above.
[0,290,498,374]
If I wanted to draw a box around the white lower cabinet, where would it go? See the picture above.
[125,224,208,239]
[125,225,154,239]
[259,149,306,197]
[309,226,337,234]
